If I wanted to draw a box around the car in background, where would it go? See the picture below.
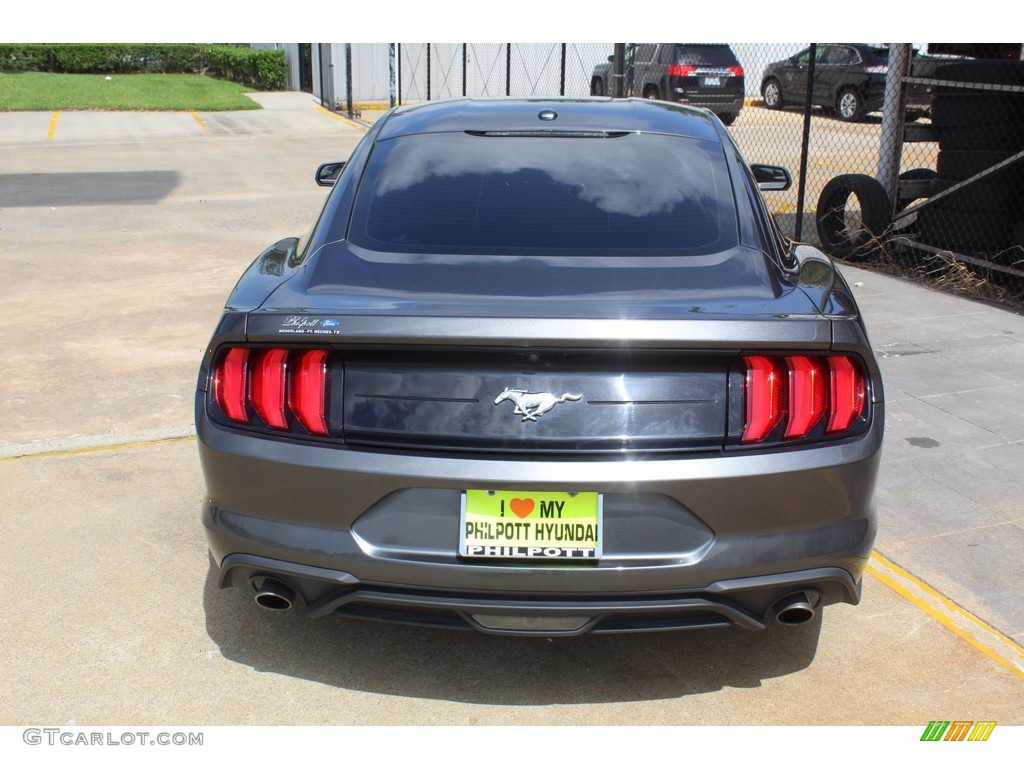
[761,44,934,122]
[591,43,745,125]
[197,97,883,637]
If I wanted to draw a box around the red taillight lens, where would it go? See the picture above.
[250,348,289,430]
[728,65,744,77]
[827,356,866,433]
[741,354,866,444]
[213,347,251,424]
[668,64,697,77]
[785,356,827,438]
[742,355,785,443]
[288,349,330,436]
[213,347,329,436]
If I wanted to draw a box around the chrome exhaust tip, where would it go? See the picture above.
[773,591,818,625]
[253,578,296,611]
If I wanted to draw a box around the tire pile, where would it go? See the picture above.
[916,60,1024,256]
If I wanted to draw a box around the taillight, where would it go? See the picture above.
[289,349,330,436]
[784,356,827,438]
[741,354,866,443]
[743,356,785,443]
[826,356,866,433]
[212,347,330,436]
[250,348,289,430]
[668,64,697,77]
[728,65,744,77]
[213,347,250,424]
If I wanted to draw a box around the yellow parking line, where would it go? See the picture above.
[315,106,366,131]
[190,111,208,132]
[816,160,867,175]
[46,111,60,141]
[867,551,1024,681]
[0,434,196,463]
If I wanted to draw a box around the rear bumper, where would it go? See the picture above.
[672,94,744,115]
[198,398,882,633]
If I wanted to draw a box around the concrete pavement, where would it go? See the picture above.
[0,92,1021,726]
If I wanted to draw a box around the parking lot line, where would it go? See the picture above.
[315,105,367,131]
[0,426,196,461]
[815,160,866,175]
[867,551,1024,680]
[46,111,60,141]
[190,111,208,133]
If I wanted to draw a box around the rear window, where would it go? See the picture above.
[349,131,738,256]
[674,44,740,68]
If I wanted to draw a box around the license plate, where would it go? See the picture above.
[460,490,602,560]
[702,76,722,87]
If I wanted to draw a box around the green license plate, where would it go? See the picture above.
[460,490,602,560]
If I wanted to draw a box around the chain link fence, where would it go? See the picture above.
[319,42,1024,293]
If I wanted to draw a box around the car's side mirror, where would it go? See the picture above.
[751,164,792,192]
[607,54,615,62]
[315,161,346,187]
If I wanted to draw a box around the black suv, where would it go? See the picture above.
[591,43,745,125]
[761,44,934,122]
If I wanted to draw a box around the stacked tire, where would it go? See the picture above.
[816,174,891,261]
[917,60,1024,253]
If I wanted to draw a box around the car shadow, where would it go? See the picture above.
[203,559,822,706]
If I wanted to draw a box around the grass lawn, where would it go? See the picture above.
[0,72,262,111]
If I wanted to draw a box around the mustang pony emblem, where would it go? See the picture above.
[493,388,582,421]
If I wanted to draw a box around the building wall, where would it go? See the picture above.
[281,43,911,104]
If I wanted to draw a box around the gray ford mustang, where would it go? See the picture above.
[196,97,883,636]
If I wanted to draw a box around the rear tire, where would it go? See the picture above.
[836,88,865,122]
[718,112,737,126]
[643,85,661,101]
[762,78,783,109]
[816,174,891,260]
[590,77,605,97]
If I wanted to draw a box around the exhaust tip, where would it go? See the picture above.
[253,578,296,612]
[773,591,818,625]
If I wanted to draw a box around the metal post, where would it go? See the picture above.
[397,43,402,105]
[317,44,326,108]
[612,43,625,98]
[506,43,511,96]
[878,44,911,212]
[560,43,566,96]
[462,43,467,97]
[388,43,396,109]
[345,43,353,119]
[426,43,431,101]
[794,43,817,242]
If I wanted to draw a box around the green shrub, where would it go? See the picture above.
[0,43,49,71]
[0,44,286,90]
[202,46,287,90]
